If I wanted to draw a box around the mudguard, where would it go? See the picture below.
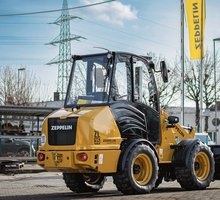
[118,139,158,171]
[172,138,200,167]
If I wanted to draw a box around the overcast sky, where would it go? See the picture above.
[0,0,220,103]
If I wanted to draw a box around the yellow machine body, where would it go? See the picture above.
[156,110,195,163]
[38,106,122,173]
[38,105,195,172]
[37,52,216,194]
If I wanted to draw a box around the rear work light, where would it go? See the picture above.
[77,152,88,162]
[41,133,46,146]
[38,153,45,161]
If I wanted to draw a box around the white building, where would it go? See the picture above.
[166,106,220,144]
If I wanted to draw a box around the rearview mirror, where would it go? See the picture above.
[168,116,179,125]
[160,61,168,83]
[149,61,155,70]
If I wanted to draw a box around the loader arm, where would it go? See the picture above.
[156,109,195,163]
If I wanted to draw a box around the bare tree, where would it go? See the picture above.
[0,66,49,105]
[0,66,16,105]
[184,50,220,132]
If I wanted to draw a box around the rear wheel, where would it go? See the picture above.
[154,170,163,189]
[113,144,158,194]
[63,173,105,193]
[175,144,214,190]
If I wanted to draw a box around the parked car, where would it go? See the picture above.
[21,138,41,151]
[0,138,35,157]
[195,133,216,145]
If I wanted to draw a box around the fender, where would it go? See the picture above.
[118,139,158,171]
[172,138,200,167]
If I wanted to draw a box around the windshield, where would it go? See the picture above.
[65,54,112,107]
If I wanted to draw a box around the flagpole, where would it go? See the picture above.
[199,0,204,132]
[180,0,185,125]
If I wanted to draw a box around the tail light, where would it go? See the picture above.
[77,152,88,162]
[38,153,45,161]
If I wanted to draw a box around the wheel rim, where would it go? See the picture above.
[132,153,152,186]
[194,151,210,181]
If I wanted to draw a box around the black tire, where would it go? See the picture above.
[175,143,215,190]
[63,173,106,193]
[113,144,158,194]
[154,171,163,189]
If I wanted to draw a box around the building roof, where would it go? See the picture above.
[0,105,59,117]
[30,100,64,108]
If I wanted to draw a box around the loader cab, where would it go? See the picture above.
[111,53,159,110]
[65,52,160,144]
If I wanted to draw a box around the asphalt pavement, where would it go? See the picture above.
[0,165,220,200]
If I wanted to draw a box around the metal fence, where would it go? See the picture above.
[0,135,41,161]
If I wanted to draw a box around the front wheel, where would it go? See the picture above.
[63,173,106,193]
[175,143,215,190]
[113,144,158,194]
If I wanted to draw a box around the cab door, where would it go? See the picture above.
[132,56,160,144]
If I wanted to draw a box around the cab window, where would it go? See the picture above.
[111,57,132,101]
[133,59,151,105]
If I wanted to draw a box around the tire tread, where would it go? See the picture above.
[63,173,99,193]
[175,144,214,190]
[113,144,158,194]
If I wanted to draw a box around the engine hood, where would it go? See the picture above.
[40,106,122,151]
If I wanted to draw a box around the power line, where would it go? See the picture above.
[0,0,116,17]
[0,19,178,50]
[0,43,43,46]
[75,39,145,56]
[0,2,177,48]
[83,18,178,49]
[0,1,178,51]
[0,16,178,32]
[0,22,45,24]
[74,26,149,52]
[138,15,178,31]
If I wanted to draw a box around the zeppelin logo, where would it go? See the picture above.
[192,3,201,50]
[175,126,184,137]
[51,125,73,131]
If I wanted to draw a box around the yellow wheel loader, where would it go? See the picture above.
[37,51,218,194]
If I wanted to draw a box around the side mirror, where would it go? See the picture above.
[149,61,155,70]
[168,116,179,125]
[160,61,169,83]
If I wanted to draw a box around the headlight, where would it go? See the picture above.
[41,133,46,146]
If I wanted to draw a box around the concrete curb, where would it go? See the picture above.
[0,163,47,174]
[16,169,47,174]
[16,164,47,174]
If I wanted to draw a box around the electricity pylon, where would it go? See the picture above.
[46,0,85,100]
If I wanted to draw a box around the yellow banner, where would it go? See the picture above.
[185,0,205,60]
